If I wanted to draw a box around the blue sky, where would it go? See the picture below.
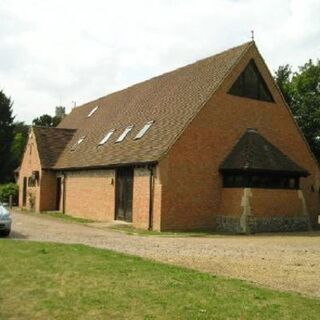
[0,0,319,123]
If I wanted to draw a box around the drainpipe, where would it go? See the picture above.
[148,165,155,230]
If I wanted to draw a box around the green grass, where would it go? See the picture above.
[0,241,319,320]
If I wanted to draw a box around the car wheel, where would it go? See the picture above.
[0,230,10,237]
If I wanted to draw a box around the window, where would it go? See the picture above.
[87,106,99,117]
[116,126,133,143]
[228,59,274,102]
[222,172,299,190]
[134,121,154,140]
[71,136,86,151]
[28,176,36,187]
[98,129,115,146]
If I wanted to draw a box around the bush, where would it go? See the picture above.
[0,183,19,205]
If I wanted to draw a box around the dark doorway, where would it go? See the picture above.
[115,167,134,222]
[22,177,27,206]
[56,177,62,210]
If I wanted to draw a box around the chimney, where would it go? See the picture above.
[55,106,66,118]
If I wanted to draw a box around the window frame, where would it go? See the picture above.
[228,59,274,102]
[134,121,154,140]
[222,172,300,190]
[116,125,134,143]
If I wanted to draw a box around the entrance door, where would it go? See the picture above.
[115,167,134,222]
[22,177,27,206]
[56,177,61,211]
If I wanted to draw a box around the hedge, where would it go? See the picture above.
[0,183,19,205]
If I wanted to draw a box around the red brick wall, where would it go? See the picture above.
[250,189,303,217]
[64,169,116,221]
[132,167,150,229]
[158,44,320,230]
[18,130,41,211]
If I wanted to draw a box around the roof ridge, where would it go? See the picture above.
[33,126,76,131]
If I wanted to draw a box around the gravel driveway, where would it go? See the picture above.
[7,211,320,298]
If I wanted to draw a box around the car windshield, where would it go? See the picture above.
[0,205,9,215]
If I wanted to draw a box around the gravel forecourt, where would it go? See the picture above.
[7,211,320,298]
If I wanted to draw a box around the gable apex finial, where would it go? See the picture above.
[251,30,255,41]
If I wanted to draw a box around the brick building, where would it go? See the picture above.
[18,41,320,232]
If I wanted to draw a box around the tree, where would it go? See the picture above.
[32,114,62,127]
[275,59,320,161]
[0,90,14,183]
[10,122,29,172]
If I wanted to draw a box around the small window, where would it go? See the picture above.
[98,129,115,146]
[28,176,36,187]
[116,126,133,143]
[87,106,99,117]
[134,121,154,140]
[228,60,274,102]
[222,172,300,190]
[71,136,86,151]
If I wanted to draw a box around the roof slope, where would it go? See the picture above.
[220,129,309,176]
[33,127,76,169]
[54,41,253,169]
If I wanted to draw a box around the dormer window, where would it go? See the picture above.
[116,126,133,143]
[134,121,154,140]
[98,129,115,146]
[87,106,99,117]
[71,136,86,151]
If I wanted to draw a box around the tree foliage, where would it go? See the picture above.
[275,59,320,161]
[32,114,62,127]
[0,90,14,183]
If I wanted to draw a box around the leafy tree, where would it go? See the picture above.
[0,90,14,183]
[10,122,29,172]
[275,60,320,161]
[32,114,62,127]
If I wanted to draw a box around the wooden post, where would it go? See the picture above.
[9,195,13,209]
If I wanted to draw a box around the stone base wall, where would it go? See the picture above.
[216,215,310,233]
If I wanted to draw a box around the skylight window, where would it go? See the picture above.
[71,136,86,151]
[116,126,133,143]
[98,129,115,146]
[134,121,154,140]
[87,106,99,117]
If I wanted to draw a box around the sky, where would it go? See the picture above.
[0,0,319,124]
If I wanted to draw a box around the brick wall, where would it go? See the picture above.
[64,169,115,221]
[158,44,320,231]
[62,166,162,229]
[18,130,42,211]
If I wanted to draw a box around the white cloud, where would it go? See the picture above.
[0,0,319,123]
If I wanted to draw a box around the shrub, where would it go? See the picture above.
[0,183,19,205]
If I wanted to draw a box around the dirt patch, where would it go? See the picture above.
[10,211,320,297]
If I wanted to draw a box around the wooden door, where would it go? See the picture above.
[115,167,133,222]
[22,177,27,206]
[56,177,61,211]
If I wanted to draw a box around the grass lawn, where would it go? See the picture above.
[0,241,319,320]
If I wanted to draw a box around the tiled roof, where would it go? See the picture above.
[33,127,76,169]
[52,41,253,170]
[219,129,309,176]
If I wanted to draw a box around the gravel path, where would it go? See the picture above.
[8,211,320,298]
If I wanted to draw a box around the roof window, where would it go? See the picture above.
[134,121,154,140]
[116,126,133,143]
[87,106,99,117]
[71,136,86,151]
[98,129,115,146]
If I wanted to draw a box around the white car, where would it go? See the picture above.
[0,203,11,237]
